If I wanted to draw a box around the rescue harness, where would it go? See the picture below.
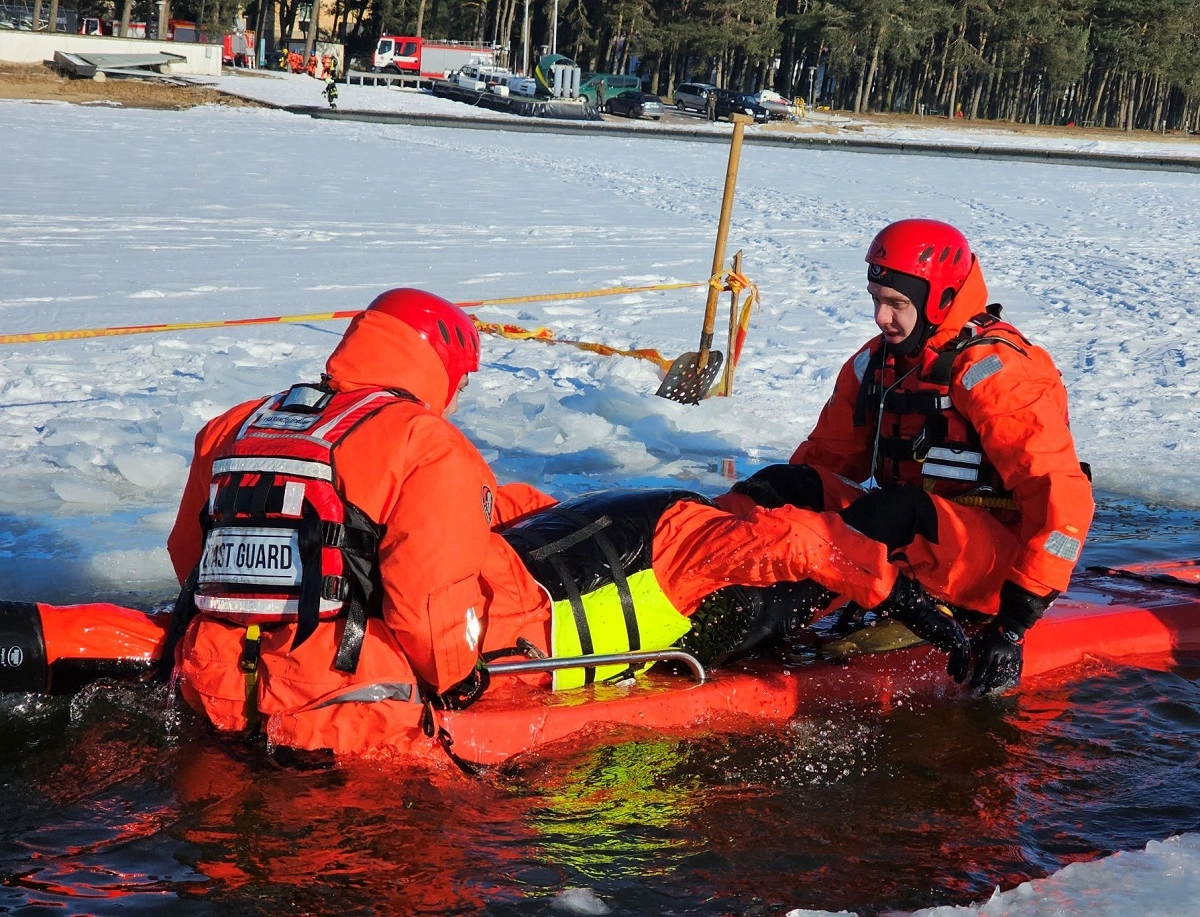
[853,306,1029,493]
[183,382,417,682]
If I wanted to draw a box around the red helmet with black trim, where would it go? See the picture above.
[865,219,973,325]
[366,288,480,402]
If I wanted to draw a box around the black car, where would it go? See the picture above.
[712,89,770,123]
[605,90,664,120]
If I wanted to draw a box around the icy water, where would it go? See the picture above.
[1,492,1199,917]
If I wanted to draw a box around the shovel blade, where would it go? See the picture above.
[655,350,724,404]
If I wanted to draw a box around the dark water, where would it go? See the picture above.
[1,491,1199,916]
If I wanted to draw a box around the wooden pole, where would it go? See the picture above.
[696,113,751,373]
[719,248,743,396]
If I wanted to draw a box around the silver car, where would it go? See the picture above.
[673,82,717,113]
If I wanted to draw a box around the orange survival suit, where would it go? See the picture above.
[788,255,1094,614]
[166,308,555,751]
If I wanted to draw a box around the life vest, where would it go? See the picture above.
[190,382,415,673]
[501,489,699,690]
[852,307,1030,499]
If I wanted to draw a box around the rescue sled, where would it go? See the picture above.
[4,560,1200,768]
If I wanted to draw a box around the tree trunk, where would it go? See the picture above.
[303,0,318,58]
[415,0,424,36]
[861,25,883,113]
[118,0,132,36]
[46,0,59,30]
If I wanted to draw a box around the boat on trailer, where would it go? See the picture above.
[5,560,1200,767]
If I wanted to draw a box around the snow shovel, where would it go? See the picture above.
[657,114,753,404]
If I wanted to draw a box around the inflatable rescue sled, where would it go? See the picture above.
[3,560,1200,767]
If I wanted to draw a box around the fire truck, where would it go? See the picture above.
[371,36,495,78]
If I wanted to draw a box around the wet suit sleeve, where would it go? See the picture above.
[166,398,265,585]
[952,342,1094,598]
[491,482,558,530]
[336,405,495,694]
[790,346,875,482]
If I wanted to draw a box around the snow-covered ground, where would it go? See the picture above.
[2,81,1200,915]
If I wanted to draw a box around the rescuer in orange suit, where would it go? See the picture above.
[721,219,1095,695]
[155,287,967,757]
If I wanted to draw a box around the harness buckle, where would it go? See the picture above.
[322,575,350,601]
[239,624,262,674]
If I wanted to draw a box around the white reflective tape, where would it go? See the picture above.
[213,457,333,481]
[282,481,305,517]
[198,526,302,587]
[195,594,300,615]
[193,594,343,616]
[208,483,218,515]
[465,607,481,651]
[961,354,1004,391]
[925,446,982,466]
[921,462,980,482]
[311,390,399,442]
[1045,530,1083,561]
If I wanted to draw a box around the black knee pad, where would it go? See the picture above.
[730,463,824,509]
[840,484,939,550]
[0,601,49,693]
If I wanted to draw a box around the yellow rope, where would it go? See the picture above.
[0,281,707,346]
[0,275,762,376]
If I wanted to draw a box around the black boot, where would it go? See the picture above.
[680,580,834,668]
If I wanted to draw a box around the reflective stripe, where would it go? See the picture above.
[921,462,979,482]
[922,446,983,482]
[311,391,400,442]
[925,446,982,465]
[194,594,343,616]
[315,683,416,706]
[961,354,1004,391]
[1045,530,1083,561]
[212,457,333,481]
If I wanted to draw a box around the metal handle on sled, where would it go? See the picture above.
[488,650,707,685]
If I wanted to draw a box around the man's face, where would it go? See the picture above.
[444,374,469,417]
[869,282,919,346]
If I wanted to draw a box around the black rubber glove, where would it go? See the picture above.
[969,581,1059,695]
[428,661,491,711]
[882,576,970,683]
[729,463,824,510]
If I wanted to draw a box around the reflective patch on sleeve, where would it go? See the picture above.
[961,353,1004,391]
[1044,530,1083,562]
[853,348,871,382]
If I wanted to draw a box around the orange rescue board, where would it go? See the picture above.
[16,563,1200,767]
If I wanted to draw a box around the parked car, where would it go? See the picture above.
[606,90,664,120]
[582,73,641,107]
[712,89,771,123]
[673,82,717,113]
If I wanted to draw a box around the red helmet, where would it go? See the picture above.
[865,219,973,325]
[366,288,480,401]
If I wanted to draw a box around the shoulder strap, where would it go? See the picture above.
[927,310,1029,387]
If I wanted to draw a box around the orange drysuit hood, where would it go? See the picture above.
[924,257,989,352]
[324,310,452,413]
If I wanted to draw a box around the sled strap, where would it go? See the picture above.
[534,508,641,653]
